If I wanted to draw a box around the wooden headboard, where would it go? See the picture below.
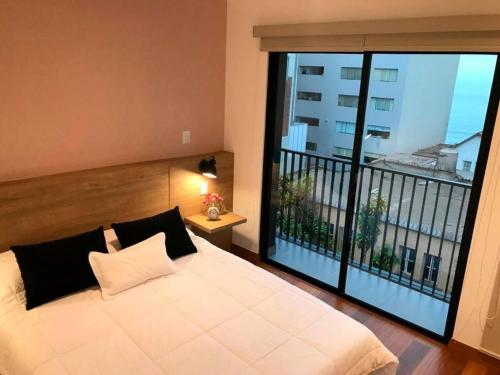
[0,151,233,251]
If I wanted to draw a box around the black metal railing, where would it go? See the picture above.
[276,148,471,302]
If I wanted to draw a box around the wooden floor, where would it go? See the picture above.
[231,245,500,375]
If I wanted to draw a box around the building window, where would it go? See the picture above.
[333,146,353,158]
[367,125,391,139]
[370,97,394,111]
[338,94,359,108]
[306,142,317,151]
[327,224,344,252]
[335,121,356,134]
[299,65,324,75]
[462,160,472,171]
[297,91,322,101]
[340,67,362,80]
[295,116,320,127]
[364,152,386,163]
[328,223,335,239]
[374,68,398,82]
[423,254,441,283]
[336,226,344,252]
[400,246,416,275]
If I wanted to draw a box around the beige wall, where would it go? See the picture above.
[454,109,500,351]
[225,0,500,349]
[0,0,226,182]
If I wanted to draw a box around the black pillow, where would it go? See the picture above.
[11,227,107,310]
[111,206,197,259]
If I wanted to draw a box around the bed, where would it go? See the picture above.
[0,229,398,375]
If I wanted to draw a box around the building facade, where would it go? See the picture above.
[284,53,460,163]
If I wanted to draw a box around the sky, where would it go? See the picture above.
[445,55,497,144]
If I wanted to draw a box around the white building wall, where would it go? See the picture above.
[363,54,408,157]
[456,135,481,174]
[282,123,307,152]
[295,53,363,157]
[290,54,459,161]
[396,55,460,154]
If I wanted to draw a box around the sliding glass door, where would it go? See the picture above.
[261,51,500,340]
[345,53,498,336]
[267,53,363,288]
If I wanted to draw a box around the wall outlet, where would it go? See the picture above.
[182,130,191,144]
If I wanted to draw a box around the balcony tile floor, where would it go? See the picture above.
[270,237,448,335]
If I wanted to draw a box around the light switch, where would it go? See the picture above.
[182,130,191,144]
[200,181,208,195]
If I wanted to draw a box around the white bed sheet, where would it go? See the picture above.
[0,232,398,375]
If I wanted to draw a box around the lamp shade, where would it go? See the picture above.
[198,157,217,179]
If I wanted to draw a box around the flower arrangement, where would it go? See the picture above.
[202,192,224,206]
[202,193,224,220]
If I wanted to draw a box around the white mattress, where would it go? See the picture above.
[0,232,398,375]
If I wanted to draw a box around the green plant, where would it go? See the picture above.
[372,244,400,272]
[277,174,334,250]
[355,196,387,264]
[278,174,313,214]
[278,215,333,247]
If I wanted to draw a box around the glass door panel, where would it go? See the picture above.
[345,53,498,335]
[266,53,363,288]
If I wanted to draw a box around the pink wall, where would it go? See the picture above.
[0,0,226,182]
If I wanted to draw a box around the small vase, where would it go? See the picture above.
[207,204,220,221]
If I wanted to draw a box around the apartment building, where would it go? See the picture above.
[284,53,461,163]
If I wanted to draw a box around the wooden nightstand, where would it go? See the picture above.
[184,212,247,251]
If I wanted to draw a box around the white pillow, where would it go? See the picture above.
[0,251,24,298]
[104,228,121,253]
[89,232,176,300]
[186,226,196,237]
[0,251,22,291]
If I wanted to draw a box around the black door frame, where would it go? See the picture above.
[259,51,500,343]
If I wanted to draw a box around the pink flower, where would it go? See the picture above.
[202,192,224,205]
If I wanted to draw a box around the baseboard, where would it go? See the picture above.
[447,340,500,365]
[479,347,500,361]
[230,243,260,264]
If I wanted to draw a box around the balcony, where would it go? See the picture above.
[270,148,471,335]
